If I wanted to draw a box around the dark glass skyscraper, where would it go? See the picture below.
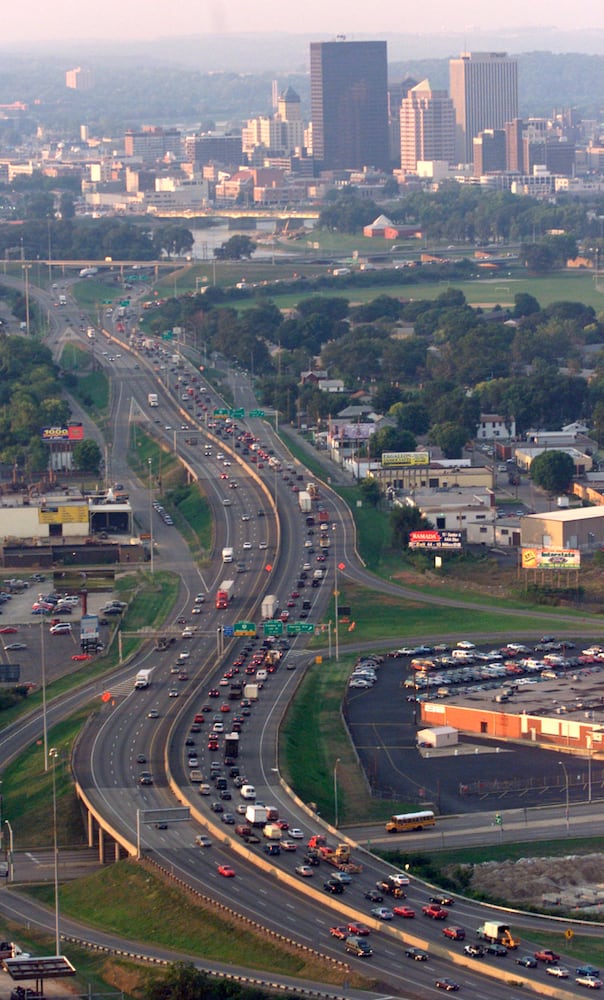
[310,40,389,171]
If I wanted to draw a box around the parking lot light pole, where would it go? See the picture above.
[48,747,61,955]
[334,757,340,828]
[558,760,570,835]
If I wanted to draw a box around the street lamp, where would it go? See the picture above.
[332,523,339,662]
[4,820,14,882]
[48,747,61,955]
[558,760,570,836]
[148,458,154,576]
[334,757,341,828]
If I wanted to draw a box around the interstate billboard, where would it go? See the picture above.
[521,548,580,569]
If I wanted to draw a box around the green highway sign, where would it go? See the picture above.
[233,621,256,636]
[119,299,130,307]
[249,409,265,418]
[263,620,283,636]
[214,408,229,416]
[287,622,315,635]
[229,408,245,419]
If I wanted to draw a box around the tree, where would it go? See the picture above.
[368,426,417,459]
[153,224,194,258]
[431,422,469,459]
[72,439,102,473]
[391,505,432,549]
[214,235,256,260]
[359,477,381,507]
[513,292,541,318]
[530,450,574,494]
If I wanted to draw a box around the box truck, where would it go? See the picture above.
[135,668,152,689]
[222,547,234,563]
[245,804,268,826]
[262,594,279,619]
[215,580,234,609]
[298,491,312,513]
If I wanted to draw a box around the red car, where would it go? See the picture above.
[275,820,289,830]
[347,922,371,936]
[393,905,415,918]
[535,949,561,963]
[71,653,92,661]
[220,703,230,713]
[443,926,465,941]
[208,688,220,697]
[217,864,235,877]
[329,926,348,940]
[0,626,18,635]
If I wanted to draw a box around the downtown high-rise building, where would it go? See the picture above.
[400,80,456,173]
[310,40,389,172]
[449,52,518,165]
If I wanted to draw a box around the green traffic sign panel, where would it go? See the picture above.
[214,408,229,416]
[229,408,245,419]
[263,620,283,636]
[119,299,130,307]
[288,622,315,635]
[234,621,256,636]
[249,408,265,418]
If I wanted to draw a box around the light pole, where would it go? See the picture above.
[48,747,61,955]
[332,523,339,662]
[4,820,13,882]
[558,760,570,836]
[334,757,340,828]
[22,264,32,335]
[41,617,48,770]
[148,458,154,576]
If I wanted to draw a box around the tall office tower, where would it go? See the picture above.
[400,80,456,173]
[65,66,94,91]
[310,40,389,171]
[505,118,525,172]
[388,76,418,166]
[449,52,518,164]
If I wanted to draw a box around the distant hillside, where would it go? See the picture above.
[0,43,603,132]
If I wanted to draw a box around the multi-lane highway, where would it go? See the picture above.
[1,278,596,998]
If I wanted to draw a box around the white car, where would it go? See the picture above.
[259,542,268,550]
[289,828,304,839]
[389,872,410,886]
[241,514,250,521]
[243,542,252,550]
[169,688,179,698]
[49,622,71,634]
[212,722,224,733]
[456,640,476,650]
[182,629,194,638]
[194,594,205,604]
[349,678,372,689]
[546,967,569,978]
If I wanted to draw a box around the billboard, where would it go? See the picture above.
[382,451,430,468]
[409,530,462,550]
[521,548,580,569]
[41,424,84,442]
[38,505,88,524]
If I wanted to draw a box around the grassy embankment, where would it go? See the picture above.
[23,862,369,990]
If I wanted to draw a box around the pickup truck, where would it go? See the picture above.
[535,949,561,963]
[422,903,449,920]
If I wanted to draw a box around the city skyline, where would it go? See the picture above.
[2,0,603,45]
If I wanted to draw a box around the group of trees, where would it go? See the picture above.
[147,281,604,462]
[0,334,98,476]
[0,213,194,261]
[317,183,604,251]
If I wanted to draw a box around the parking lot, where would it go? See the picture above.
[0,581,115,689]
[344,638,604,815]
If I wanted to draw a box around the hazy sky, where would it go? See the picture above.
[3,0,604,43]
